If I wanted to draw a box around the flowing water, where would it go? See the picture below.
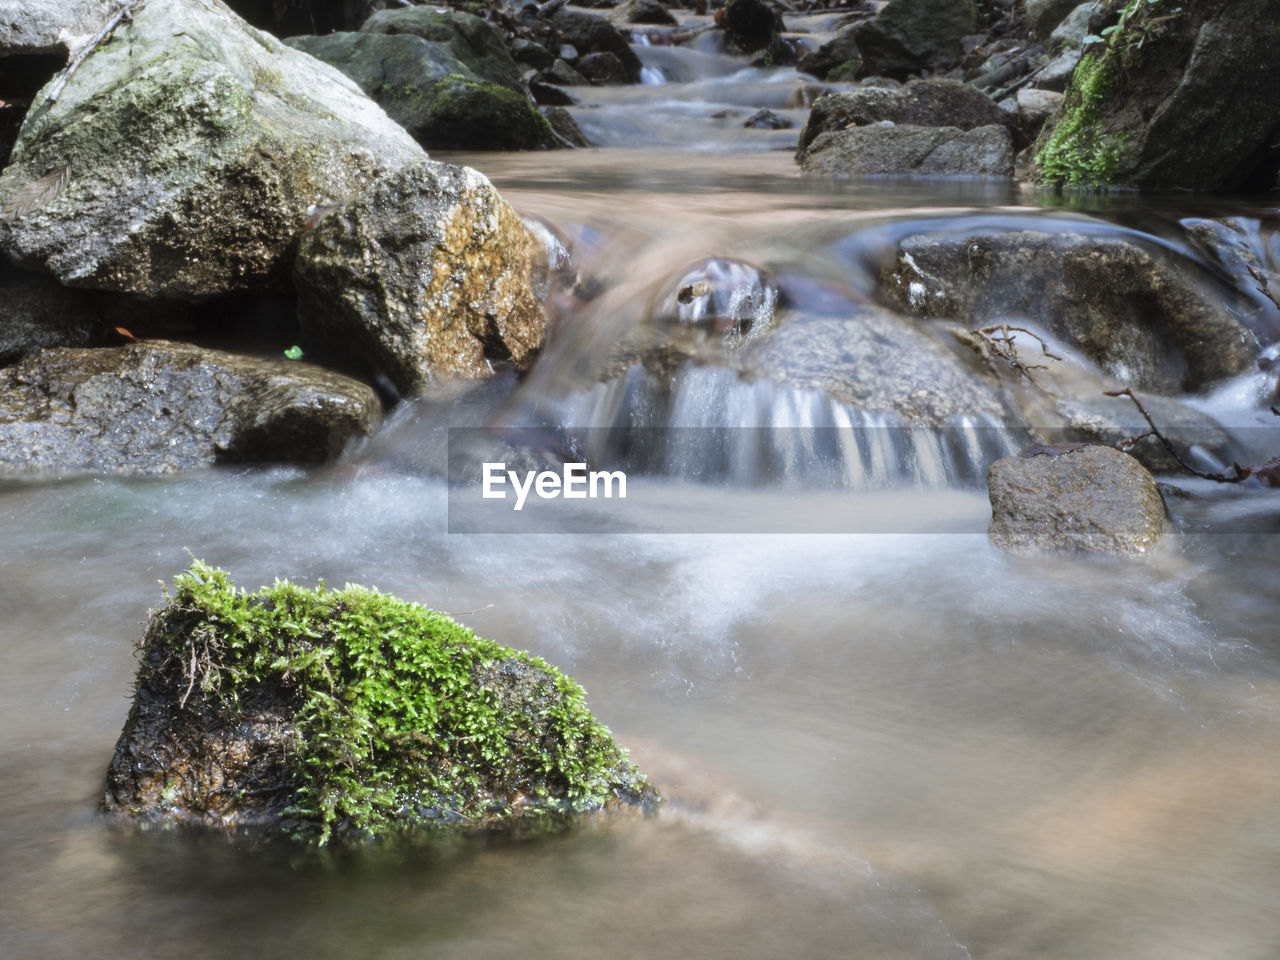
[4,19,1280,960]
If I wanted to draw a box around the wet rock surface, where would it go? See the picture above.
[294,163,546,393]
[852,0,977,79]
[0,0,424,300]
[881,230,1259,393]
[0,341,380,476]
[987,444,1167,555]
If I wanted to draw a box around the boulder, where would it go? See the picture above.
[0,0,423,300]
[0,341,380,476]
[103,562,657,843]
[284,33,559,151]
[880,229,1259,393]
[549,8,642,84]
[852,0,977,79]
[294,163,546,393]
[577,51,631,85]
[797,78,1014,159]
[738,308,1006,425]
[0,273,109,364]
[360,7,526,95]
[799,123,1014,179]
[0,0,117,57]
[1034,0,1280,190]
[987,444,1167,555]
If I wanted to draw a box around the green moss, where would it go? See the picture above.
[1034,52,1127,187]
[163,561,653,844]
[418,74,556,150]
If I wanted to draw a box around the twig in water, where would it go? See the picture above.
[1104,387,1278,484]
[966,323,1063,390]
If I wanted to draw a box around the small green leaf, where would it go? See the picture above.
[1081,33,1105,45]
[284,345,304,360]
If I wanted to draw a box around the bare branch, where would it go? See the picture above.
[1104,387,1255,483]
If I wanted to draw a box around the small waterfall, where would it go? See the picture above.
[552,363,1022,487]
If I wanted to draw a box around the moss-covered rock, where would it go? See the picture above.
[361,6,527,95]
[103,563,657,844]
[1033,0,1280,190]
[284,34,560,151]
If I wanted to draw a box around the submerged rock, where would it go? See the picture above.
[285,32,560,151]
[987,444,1167,555]
[294,163,546,393]
[103,562,656,843]
[800,123,1014,179]
[0,342,380,476]
[1034,0,1280,190]
[881,229,1259,393]
[852,0,977,79]
[0,0,423,300]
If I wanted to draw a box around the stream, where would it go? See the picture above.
[3,17,1280,960]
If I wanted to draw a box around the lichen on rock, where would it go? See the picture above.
[103,562,657,845]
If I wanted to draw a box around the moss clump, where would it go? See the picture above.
[1034,52,1127,187]
[104,562,656,844]
[417,74,557,151]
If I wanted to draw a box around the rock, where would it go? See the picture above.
[0,273,108,364]
[796,78,1013,159]
[0,0,117,56]
[1025,0,1084,38]
[655,258,779,341]
[360,6,525,95]
[796,26,862,81]
[609,0,678,27]
[530,79,578,106]
[720,0,782,56]
[987,445,1167,555]
[881,229,1259,393]
[0,0,423,300]
[577,51,631,85]
[511,38,556,71]
[550,8,642,84]
[1015,87,1063,141]
[744,108,791,130]
[294,163,546,393]
[0,341,380,476]
[852,0,977,80]
[543,105,591,146]
[800,123,1014,179]
[738,309,1006,425]
[1035,0,1280,190]
[103,562,657,843]
[544,58,591,86]
[285,33,559,151]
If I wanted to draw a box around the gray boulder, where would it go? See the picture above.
[0,0,424,300]
[739,309,1006,425]
[0,342,380,476]
[0,273,108,364]
[881,229,1259,393]
[797,79,1014,159]
[295,164,546,393]
[284,33,559,151]
[1015,87,1063,141]
[800,123,1014,179]
[852,0,977,79]
[609,0,678,27]
[0,0,117,56]
[360,7,526,95]
[987,444,1167,555]
[796,26,862,82]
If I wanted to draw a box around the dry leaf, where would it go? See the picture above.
[1,163,72,220]
[114,326,140,343]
